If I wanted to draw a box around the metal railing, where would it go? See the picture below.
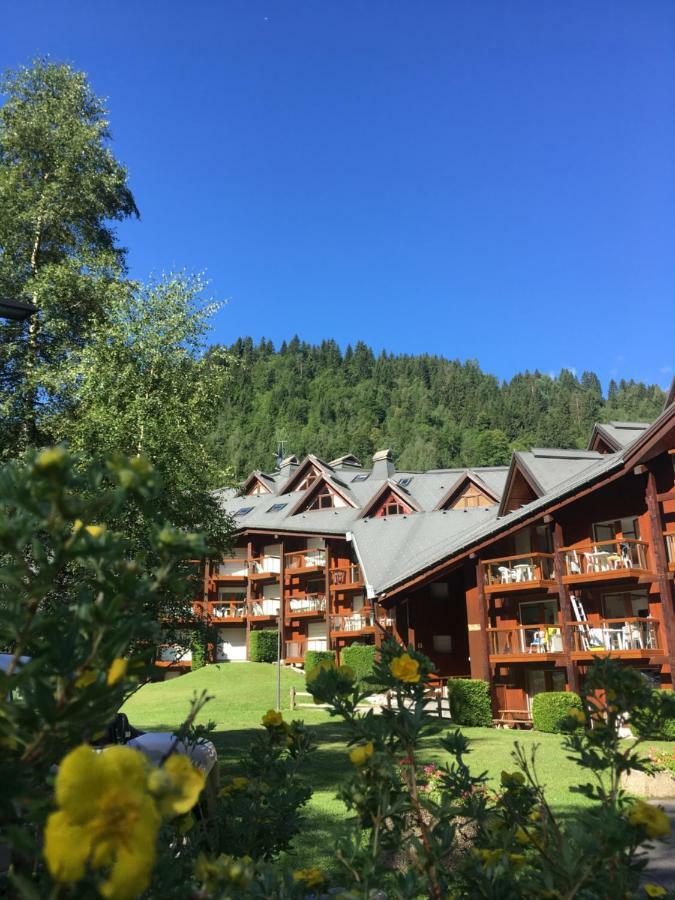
[215,557,249,578]
[210,602,247,619]
[487,624,563,656]
[329,564,363,586]
[561,539,649,576]
[287,594,327,615]
[249,555,281,576]
[330,611,375,632]
[482,553,555,587]
[248,599,281,617]
[285,549,326,569]
[567,618,660,653]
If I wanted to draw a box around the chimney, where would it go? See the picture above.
[278,454,299,478]
[371,448,395,480]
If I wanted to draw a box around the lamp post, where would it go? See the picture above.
[0,299,36,321]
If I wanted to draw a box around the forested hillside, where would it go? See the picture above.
[208,338,666,478]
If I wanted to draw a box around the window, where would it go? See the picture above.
[352,474,369,482]
[308,487,335,510]
[234,506,253,517]
[592,517,640,543]
[602,590,649,619]
[397,476,413,488]
[449,483,493,510]
[248,481,269,495]
[267,503,287,513]
[296,472,318,491]
[381,499,407,516]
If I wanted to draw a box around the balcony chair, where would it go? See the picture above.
[620,543,633,568]
[529,630,546,653]
[567,551,582,575]
[498,566,515,583]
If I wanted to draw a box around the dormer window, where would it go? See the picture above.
[296,472,319,492]
[308,486,336,510]
[248,481,268,495]
[380,498,408,516]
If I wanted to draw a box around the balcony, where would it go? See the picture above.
[249,555,281,581]
[329,564,364,590]
[567,618,661,658]
[284,638,328,662]
[210,601,246,622]
[157,645,192,665]
[487,625,563,660]
[664,532,675,572]
[330,611,375,636]
[285,549,326,573]
[561,539,651,584]
[213,558,249,582]
[482,553,556,594]
[286,594,327,617]
[248,598,281,620]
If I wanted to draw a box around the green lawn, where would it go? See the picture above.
[121,662,666,868]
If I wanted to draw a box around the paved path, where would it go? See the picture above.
[641,800,675,892]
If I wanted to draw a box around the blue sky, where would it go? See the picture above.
[3,1,674,388]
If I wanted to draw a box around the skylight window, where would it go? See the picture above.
[234,507,254,517]
[352,474,369,482]
[267,503,287,513]
[397,477,413,487]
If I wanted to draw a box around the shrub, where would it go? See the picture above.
[449,678,492,727]
[631,689,675,740]
[532,691,583,733]
[250,628,279,663]
[190,628,206,669]
[304,650,335,674]
[340,643,377,684]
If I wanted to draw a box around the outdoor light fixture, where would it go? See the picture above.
[0,299,37,321]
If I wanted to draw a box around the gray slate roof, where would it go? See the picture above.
[588,421,650,452]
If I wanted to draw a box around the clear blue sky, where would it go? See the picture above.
[3,1,674,388]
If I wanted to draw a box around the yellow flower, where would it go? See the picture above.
[261,709,283,728]
[107,658,128,686]
[35,447,67,471]
[72,519,84,533]
[627,801,671,839]
[476,848,504,868]
[567,707,585,725]
[501,770,525,788]
[644,885,667,898]
[515,827,529,845]
[44,744,160,899]
[293,866,325,887]
[149,754,205,818]
[231,776,248,790]
[389,652,421,684]
[349,742,374,766]
[305,658,335,683]
[85,523,107,539]
[509,853,526,871]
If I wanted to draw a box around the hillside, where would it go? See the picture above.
[207,338,665,478]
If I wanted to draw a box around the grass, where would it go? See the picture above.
[121,662,670,867]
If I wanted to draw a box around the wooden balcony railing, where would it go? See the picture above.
[663,532,675,571]
[214,558,249,578]
[210,601,247,620]
[284,638,329,660]
[331,611,375,633]
[487,625,563,657]
[561,539,650,578]
[482,553,555,588]
[249,555,281,576]
[285,549,326,570]
[329,564,363,587]
[287,594,327,615]
[567,618,660,654]
[248,599,281,617]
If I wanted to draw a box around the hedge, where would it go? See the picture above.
[190,629,206,670]
[340,643,377,685]
[449,679,492,727]
[631,690,675,740]
[304,650,335,674]
[249,629,279,663]
[532,691,583,733]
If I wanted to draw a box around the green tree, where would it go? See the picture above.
[54,273,233,552]
[0,59,138,452]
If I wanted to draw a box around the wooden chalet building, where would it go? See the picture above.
[169,387,675,715]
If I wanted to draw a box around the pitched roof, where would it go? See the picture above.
[587,421,651,453]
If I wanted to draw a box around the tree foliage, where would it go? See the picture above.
[208,338,666,476]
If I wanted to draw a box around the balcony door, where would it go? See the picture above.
[526,669,566,710]
[592,517,640,544]
[518,599,558,652]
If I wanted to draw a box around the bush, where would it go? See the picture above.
[304,650,335,674]
[250,629,279,663]
[190,631,206,670]
[340,643,377,684]
[631,689,675,740]
[449,678,492,727]
[532,691,583,733]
